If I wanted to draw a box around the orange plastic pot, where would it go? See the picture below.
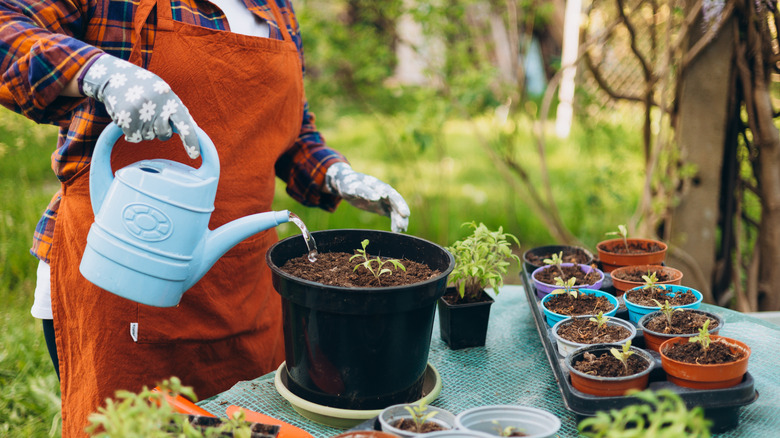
[638,309,723,352]
[660,335,751,389]
[565,344,653,397]
[610,264,682,295]
[596,238,667,273]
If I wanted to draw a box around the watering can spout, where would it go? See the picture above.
[187,210,290,289]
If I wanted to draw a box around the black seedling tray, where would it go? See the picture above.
[521,268,758,433]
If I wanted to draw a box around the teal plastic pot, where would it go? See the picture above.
[623,284,703,323]
[455,405,561,438]
[540,289,619,328]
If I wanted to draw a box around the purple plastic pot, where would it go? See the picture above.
[531,263,604,299]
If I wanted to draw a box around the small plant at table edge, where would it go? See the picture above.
[446,221,521,302]
[350,239,406,285]
[589,311,610,331]
[86,376,254,438]
[550,276,578,298]
[491,420,524,437]
[651,299,682,330]
[578,389,712,437]
[606,224,629,251]
[403,402,438,433]
[543,251,565,277]
[610,340,635,376]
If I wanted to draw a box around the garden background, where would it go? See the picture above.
[1,0,777,435]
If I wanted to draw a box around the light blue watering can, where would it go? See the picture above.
[79,123,290,307]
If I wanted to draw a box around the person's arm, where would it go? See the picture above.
[0,0,102,123]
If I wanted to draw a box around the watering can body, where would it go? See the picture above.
[79,123,290,307]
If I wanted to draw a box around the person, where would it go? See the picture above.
[0,0,410,435]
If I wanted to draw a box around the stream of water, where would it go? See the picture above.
[289,212,318,262]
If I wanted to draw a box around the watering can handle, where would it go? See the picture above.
[89,122,219,215]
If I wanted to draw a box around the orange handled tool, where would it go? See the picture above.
[226,405,314,438]
[151,387,216,417]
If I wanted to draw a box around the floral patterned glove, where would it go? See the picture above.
[325,162,410,232]
[80,54,200,159]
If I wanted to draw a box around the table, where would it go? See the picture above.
[198,285,780,437]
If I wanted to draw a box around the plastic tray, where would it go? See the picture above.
[521,268,758,433]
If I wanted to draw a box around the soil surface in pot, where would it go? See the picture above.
[544,294,614,316]
[391,419,449,433]
[440,288,490,305]
[281,252,439,287]
[644,311,719,334]
[526,248,590,268]
[534,264,601,286]
[602,241,665,255]
[612,267,676,283]
[558,319,631,344]
[663,340,746,365]
[574,351,649,377]
[625,287,697,307]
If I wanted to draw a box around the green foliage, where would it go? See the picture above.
[550,276,578,298]
[578,389,712,437]
[491,420,524,437]
[651,299,681,328]
[86,377,252,438]
[543,251,565,277]
[589,311,609,330]
[606,224,629,250]
[349,239,406,285]
[402,402,438,433]
[446,222,521,301]
[610,340,635,375]
[642,272,659,290]
[689,319,712,351]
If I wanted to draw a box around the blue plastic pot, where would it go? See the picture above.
[531,263,604,299]
[623,284,703,323]
[540,289,619,328]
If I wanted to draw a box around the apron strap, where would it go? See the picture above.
[129,0,175,65]
[267,0,292,43]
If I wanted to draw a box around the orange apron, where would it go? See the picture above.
[50,1,303,436]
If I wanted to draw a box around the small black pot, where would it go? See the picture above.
[522,245,594,275]
[267,229,454,410]
[437,288,494,350]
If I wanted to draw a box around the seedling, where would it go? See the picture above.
[589,311,609,330]
[652,299,681,329]
[446,222,521,301]
[689,319,712,351]
[606,224,629,251]
[543,251,565,277]
[610,340,635,375]
[550,276,578,298]
[403,402,438,433]
[641,271,659,290]
[350,239,406,285]
[492,420,525,437]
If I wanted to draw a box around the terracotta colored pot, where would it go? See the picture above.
[565,344,653,397]
[609,264,682,295]
[596,238,667,273]
[659,335,751,389]
[638,309,723,352]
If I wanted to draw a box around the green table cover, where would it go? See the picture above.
[198,285,779,437]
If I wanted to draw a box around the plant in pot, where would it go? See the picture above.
[609,264,683,296]
[437,222,521,350]
[522,244,594,276]
[378,402,456,437]
[266,229,455,412]
[578,389,712,437]
[596,225,667,273]
[565,340,654,397]
[454,405,561,438]
[552,312,637,357]
[540,277,619,328]
[622,273,703,323]
[659,321,751,389]
[530,251,604,299]
[85,377,277,438]
[638,300,724,352]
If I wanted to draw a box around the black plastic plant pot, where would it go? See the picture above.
[266,229,455,410]
[522,245,594,275]
[437,288,494,350]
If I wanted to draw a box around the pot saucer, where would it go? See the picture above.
[273,362,442,429]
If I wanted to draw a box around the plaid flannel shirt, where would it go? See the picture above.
[0,0,346,263]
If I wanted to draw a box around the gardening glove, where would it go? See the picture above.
[80,53,200,159]
[324,162,410,233]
